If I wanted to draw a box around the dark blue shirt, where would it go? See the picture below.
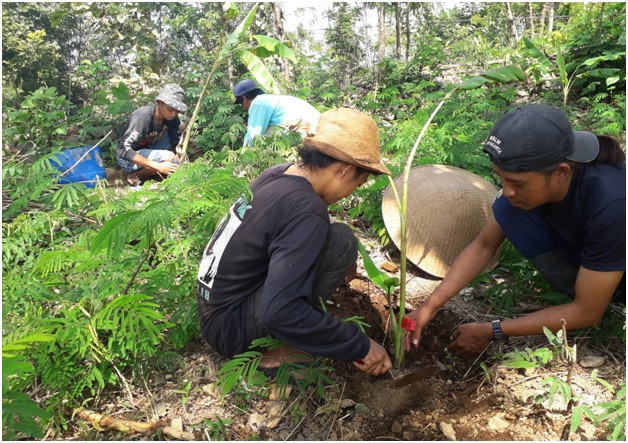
[536,163,625,272]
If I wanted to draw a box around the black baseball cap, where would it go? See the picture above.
[482,104,599,172]
[233,80,261,105]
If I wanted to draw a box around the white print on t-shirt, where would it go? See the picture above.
[197,195,251,298]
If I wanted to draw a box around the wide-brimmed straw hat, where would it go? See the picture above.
[382,164,499,278]
[303,108,391,175]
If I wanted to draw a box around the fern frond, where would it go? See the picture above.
[215,350,263,397]
[90,200,173,257]
[34,247,91,277]
[92,294,169,359]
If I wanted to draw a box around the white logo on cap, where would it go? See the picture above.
[486,135,502,154]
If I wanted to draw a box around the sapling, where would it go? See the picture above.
[368,65,527,367]
[522,36,625,108]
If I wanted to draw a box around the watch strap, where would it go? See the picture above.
[492,319,509,342]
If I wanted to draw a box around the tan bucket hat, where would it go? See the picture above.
[382,164,500,278]
[302,108,391,175]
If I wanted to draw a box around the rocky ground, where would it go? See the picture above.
[53,231,626,442]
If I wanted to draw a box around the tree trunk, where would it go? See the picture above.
[540,3,548,36]
[378,3,386,61]
[395,3,401,59]
[405,3,410,61]
[548,2,555,33]
[272,3,289,80]
[376,3,386,87]
[528,2,535,38]
[596,3,605,38]
[505,2,520,43]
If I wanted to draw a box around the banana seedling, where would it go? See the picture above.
[362,64,527,368]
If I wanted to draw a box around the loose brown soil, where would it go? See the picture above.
[55,241,625,441]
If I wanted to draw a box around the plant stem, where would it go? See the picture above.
[122,238,152,295]
[390,87,458,367]
[180,55,227,156]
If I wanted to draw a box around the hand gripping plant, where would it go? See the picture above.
[359,65,527,368]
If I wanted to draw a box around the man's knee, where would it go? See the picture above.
[529,250,578,295]
[328,223,358,265]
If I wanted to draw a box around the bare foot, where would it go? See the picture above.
[259,345,313,369]
[126,172,141,186]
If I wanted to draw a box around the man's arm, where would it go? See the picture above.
[130,152,178,175]
[117,110,179,175]
[448,267,623,357]
[404,216,505,350]
[244,101,274,146]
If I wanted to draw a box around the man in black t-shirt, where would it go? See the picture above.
[117,84,187,184]
[404,104,626,357]
[197,108,393,376]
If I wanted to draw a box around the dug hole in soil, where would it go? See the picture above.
[66,237,625,442]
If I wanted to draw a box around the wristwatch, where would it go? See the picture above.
[491,319,509,343]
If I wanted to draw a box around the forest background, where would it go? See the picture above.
[2,2,626,440]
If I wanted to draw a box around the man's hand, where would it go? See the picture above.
[344,262,358,284]
[447,322,493,357]
[154,161,179,175]
[403,304,438,351]
[353,338,392,376]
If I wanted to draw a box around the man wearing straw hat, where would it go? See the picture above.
[197,108,392,376]
[233,79,321,147]
[117,84,187,185]
[404,104,625,357]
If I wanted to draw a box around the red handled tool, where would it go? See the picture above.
[401,317,416,331]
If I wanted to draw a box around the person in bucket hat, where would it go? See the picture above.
[232,79,321,148]
[403,104,625,357]
[197,108,392,376]
[117,83,187,185]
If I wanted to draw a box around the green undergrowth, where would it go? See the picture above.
[2,159,249,432]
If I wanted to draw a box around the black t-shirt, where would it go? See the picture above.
[117,103,181,161]
[536,163,625,271]
[197,163,370,361]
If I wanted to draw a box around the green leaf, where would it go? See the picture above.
[459,65,526,90]
[542,326,561,346]
[357,240,399,297]
[522,36,554,69]
[272,42,297,62]
[458,76,489,90]
[251,35,297,62]
[251,34,280,51]
[238,49,280,94]
[2,332,55,357]
[571,406,584,433]
[582,52,626,67]
[556,47,567,84]
[89,210,137,256]
[111,82,132,101]
[482,65,526,83]
[220,3,259,59]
